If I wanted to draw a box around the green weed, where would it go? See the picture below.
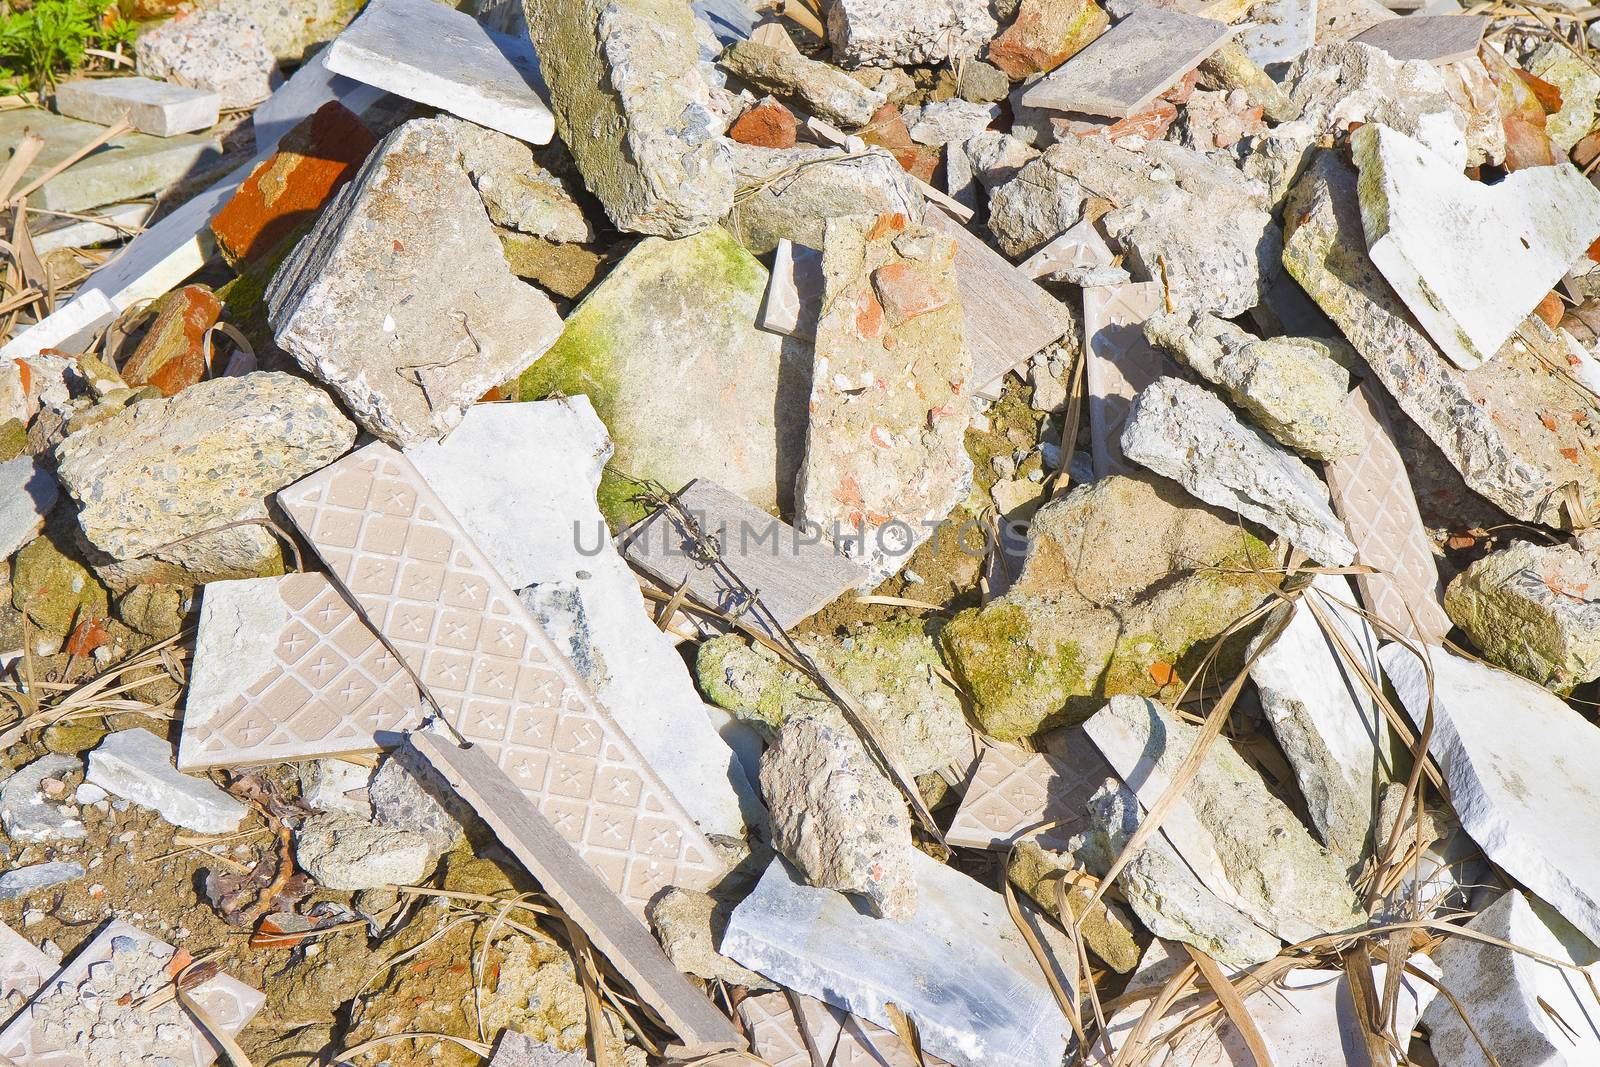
[0,0,137,96]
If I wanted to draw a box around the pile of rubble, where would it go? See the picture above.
[3,0,1600,1061]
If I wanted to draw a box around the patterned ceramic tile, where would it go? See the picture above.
[179,573,425,770]
[1083,282,1175,479]
[279,443,724,915]
[1322,381,1450,643]
[0,920,54,1020]
[946,731,1112,851]
[739,991,954,1067]
[0,919,263,1065]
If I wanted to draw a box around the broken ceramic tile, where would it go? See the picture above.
[1318,380,1450,643]
[278,443,726,916]
[944,731,1111,850]
[1382,644,1600,948]
[0,290,117,361]
[1350,13,1488,64]
[739,990,955,1067]
[1083,282,1172,479]
[617,478,867,643]
[179,573,425,771]
[404,399,760,836]
[324,0,553,143]
[87,729,249,834]
[0,918,263,1066]
[0,921,55,1014]
[1353,122,1600,369]
[1017,6,1234,119]
[722,851,1070,1067]
[759,238,824,340]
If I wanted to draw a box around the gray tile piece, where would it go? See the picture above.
[722,852,1070,1067]
[53,77,219,137]
[325,0,553,143]
[1017,6,1235,118]
[1351,14,1488,64]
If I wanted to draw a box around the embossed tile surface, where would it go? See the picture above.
[1083,282,1175,479]
[1322,382,1450,643]
[739,992,954,1067]
[279,444,724,914]
[0,919,263,1065]
[0,920,54,1017]
[179,573,425,770]
[946,731,1112,851]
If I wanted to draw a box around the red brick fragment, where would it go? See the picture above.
[119,285,222,397]
[872,260,950,324]
[1535,291,1565,329]
[211,101,378,267]
[729,99,798,148]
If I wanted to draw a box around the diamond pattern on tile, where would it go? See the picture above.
[278,443,724,915]
[0,920,53,1011]
[179,573,425,770]
[1322,381,1450,643]
[739,992,954,1067]
[946,731,1112,851]
[0,919,263,1066]
[1083,282,1174,479]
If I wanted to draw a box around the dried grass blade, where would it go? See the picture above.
[883,1002,928,1066]
[1181,944,1275,1067]
[1339,943,1392,1067]
[0,134,45,205]
[13,119,135,203]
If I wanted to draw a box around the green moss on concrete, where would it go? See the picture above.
[940,599,1094,741]
[11,523,110,638]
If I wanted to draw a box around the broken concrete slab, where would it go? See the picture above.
[720,40,885,126]
[54,372,355,586]
[0,754,84,844]
[940,472,1280,739]
[405,399,759,836]
[1017,6,1234,118]
[267,117,562,447]
[0,918,263,1066]
[617,478,867,642]
[1382,644,1600,949]
[761,707,916,920]
[907,99,999,145]
[646,887,777,990]
[826,0,996,67]
[453,122,590,243]
[134,9,279,110]
[1422,890,1600,1067]
[1284,151,1600,526]
[1143,311,1360,460]
[87,728,249,834]
[725,142,923,255]
[1122,376,1357,565]
[413,731,745,1058]
[1322,380,1450,643]
[489,1031,591,1067]
[526,0,733,236]
[0,457,58,563]
[179,573,424,771]
[280,443,727,916]
[1446,538,1600,691]
[1283,41,1467,168]
[1084,695,1367,943]
[0,109,224,214]
[1353,122,1600,370]
[1248,575,1393,866]
[1237,0,1318,71]
[325,0,553,143]
[514,225,804,525]
[723,851,1070,1067]
[1072,780,1284,967]
[54,77,219,137]
[796,212,969,584]
[944,731,1112,850]
[1350,13,1488,64]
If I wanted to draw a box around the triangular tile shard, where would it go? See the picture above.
[278,443,726,915]
[179,573,426,771]
[944,731,1111,851]
[1352,123,1600,369]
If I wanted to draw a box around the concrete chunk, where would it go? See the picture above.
[1122,376,1356,566]
[722,852,1070,1067]
[720,40,885,126]
[525,0,733,236]
[87,728,249,834]
[134,9,278,110]
[1446,538,1600,691]
[267,117,562,447]
[54,77,219,137]
[726,142,923,255]
[825,0,996,67]
[1353,122,1600,370]
[325,0,553,143]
